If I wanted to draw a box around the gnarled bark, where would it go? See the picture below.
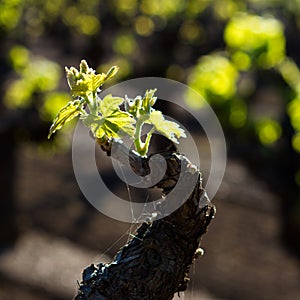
[74,140,216,300]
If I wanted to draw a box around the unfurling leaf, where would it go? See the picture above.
[124,95,142,117]
[70,72,107,97]
[106,66,119,79]
[65,60,119,98]
[65,66,81,90]
[124,89,156,117]
[79,60,89,74]
[142,89,157,111]
[48,99,83,138]
[148,110,186,143]
[99,94,124,116]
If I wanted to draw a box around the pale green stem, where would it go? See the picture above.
[140,126,155,157]
[134,118,144,155]
[85,92,98,115]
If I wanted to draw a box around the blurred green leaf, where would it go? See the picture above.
[224,13,286,68]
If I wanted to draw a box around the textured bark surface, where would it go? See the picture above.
[74,140,216,300]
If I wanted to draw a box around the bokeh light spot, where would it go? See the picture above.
[179,20,202,43]
[113,33,137,55]
[229,101,247,128]
[9,45,30,71]
[231,51,251,71]
[188,54,238,103]
[166,64,185,81]
[292,132,300,153]
[256,119,282,145]
[288,97,300,131]
[134,15,154,36]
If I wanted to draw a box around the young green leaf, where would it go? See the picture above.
[148,110,186,144]
[82,111,135,140]
[48,60,186,157]
[66,60,119,98]
[82,94,136,140]
[106,66,119,79]
[65,66,81,90]
[99,94,124,116]
[79,59,89,74]
[70,72,106,97]
[104,111,136,137]
[125,88,185,155]
[82,114,105,139]
[99,94,136,137]
[141,89,157,113]
[48,99,83,138]
[124,95,142,117]
[124,89,157,117]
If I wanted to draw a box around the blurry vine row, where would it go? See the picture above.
[1,0,300,254]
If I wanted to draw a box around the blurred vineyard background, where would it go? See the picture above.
[1,0,300,299]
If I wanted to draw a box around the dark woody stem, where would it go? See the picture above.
[74,138,216,300]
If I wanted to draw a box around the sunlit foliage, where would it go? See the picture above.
[188,55,238,104]
[5,46,61,108]
[187,10,300,152]
[4,45,70,121]
[2,0,300,170]
[255,119,282,145]
[224,13,285,68]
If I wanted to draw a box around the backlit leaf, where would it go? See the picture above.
[105,111,136,137]
[82,108,135,139]
[82,114,105,139]
[141,89,157,111]
[99,94,124,116]
[48,99,83,138]
[149,110,186,143]
[106,66,119,79]
[66,61,119,98]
